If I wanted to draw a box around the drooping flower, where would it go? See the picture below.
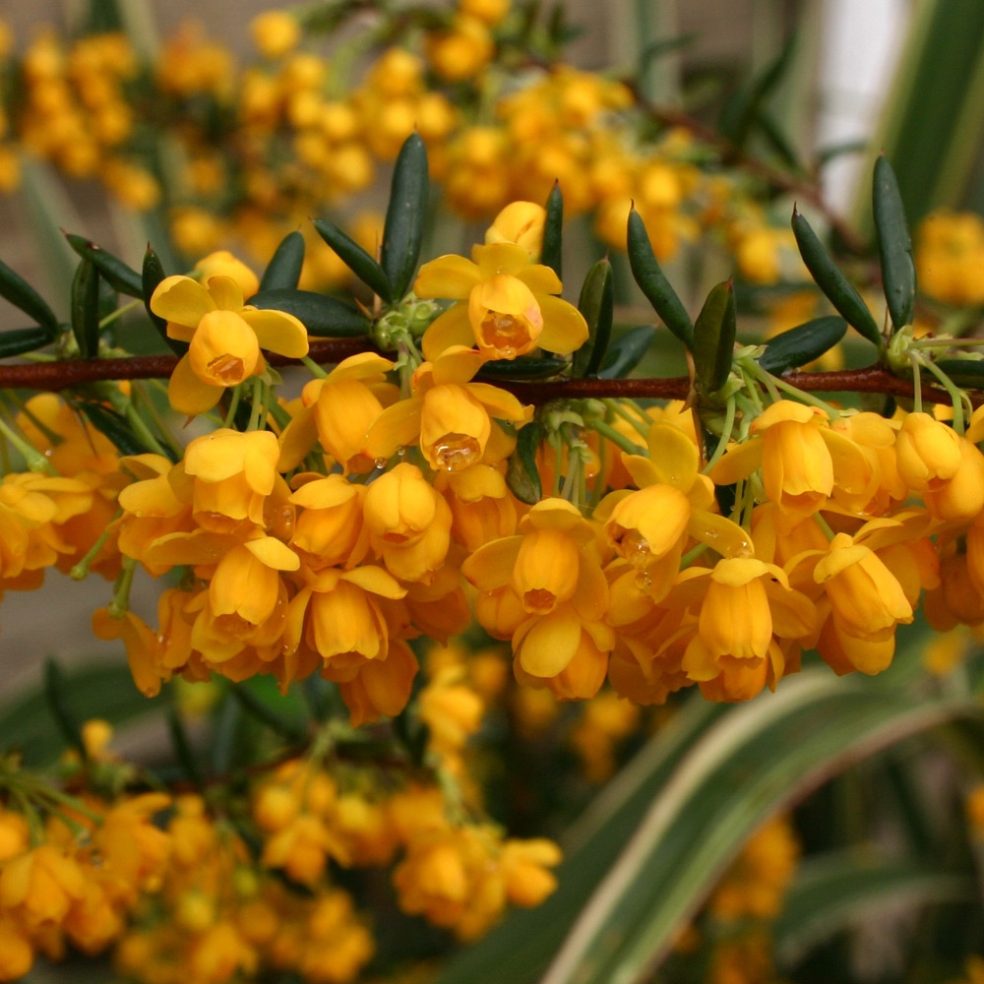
[151,270,308,414]
[415,242,587,361]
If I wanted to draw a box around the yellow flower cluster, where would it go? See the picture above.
[916,210,984,307]
[0,4,768,286]
[0,780,170,981]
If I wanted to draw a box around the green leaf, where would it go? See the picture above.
[573,258,614,377]
[479,356,568,379]
[0,326,58,359]
[932,359,984,389]
[775,853,974,968]
[0,663,160,765]
[791,207,882,347]
[313,219,391,301]
[65,234,143,297]
[227,680,307,743]
[506,422,544,505]
[250,289,370,337]
[536,671,979,984]
[71,258,101,358]
[541,183,564,279]
[43,659,86,759]
[719,34,798,148]
[757,316,847,374]
[693,280,736,398]
[0,258,59,334]
[598,326,653,379]
[76,402,155,456]
[259,231,306,292]
[381,133,429,299]
[872,156,916,331]
[142,245,186,355]
[626,209,694,349]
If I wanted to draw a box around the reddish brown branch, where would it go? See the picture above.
[0,347,968,406]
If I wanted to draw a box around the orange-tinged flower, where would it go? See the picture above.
[485,201,545,258]
[151,272,308,414]
[289,475,369,569]
[0,844,86,927]
[367,346,532,471]
[896,411,963,491]
[416,242,587,360]
[183,429,280,533]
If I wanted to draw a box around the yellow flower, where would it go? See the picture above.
[896,411,963,491]
[416,242,587,360]
[368,346,532,472]
[485,201,545,259]
[151,273,308,415]
[289,475,369,570]
[0,844,86,927]
[250,10,301,59]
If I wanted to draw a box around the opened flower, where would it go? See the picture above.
[151,271,309,415]
[415,242,588,361]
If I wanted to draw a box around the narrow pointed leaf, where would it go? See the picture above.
[573,258,614,377]
[0,258,59,333]
[792,207,882,347]
[479,355,568,379]
[313,220,391,301]
[598,326,653,379]
[693,280,736,397]
[259,231,306,292]
[507,421,544,505]
[142,245,186,355]
[66,234,142,297]
[71,258,100,358]
[251,288,370,337]
[627,209,694,349]
[381,133,428,299]
[873,156,916,330]
[43,659,86,758]
[77,402,158,456]
[0,326,58,359]
[719,34,797,147]
[758,316,847,374]
[933,359,984,389]
[776,854,974,968]
[541,183,564,278]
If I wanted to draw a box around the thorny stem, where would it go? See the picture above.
[0,348,978,407]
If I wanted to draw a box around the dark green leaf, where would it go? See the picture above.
[934,359,984,388]
[541,182,564,279]
[693,280,736,397]
[228,681,307,742]
[381,132,429,299]
[251,289,370,337]
[638,33,697,72]
[755,111,804,172]
[0,326,58,359]
[598,325,653,379]
[791,207,882,347]
[167,707,204,787]
[758,316,847,374]
[76,402,154,456]
[313,219,391,301]
[259,231,306,292]
[627,208,694,349]
[719,34,798,147]
[479,356,568,379]
[43,659,85,759]
[507,422,544,505]
[0,257,59,333]
[142,245,186,355]
[573,258,614,377]
[66,234,142,297]
[815,139,867,168]
[71,258,100,358]
[0,663,159,765]
[873,155,916,330]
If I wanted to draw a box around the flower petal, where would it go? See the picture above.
[646,424,698,490]
[240,308,310,358]
[461,535,523,591]
[472,243,534,278]
[151,276,215,325]
[422,304,474,361]
[517,263,562,295]
[366,398,423,459]
[536,295,589,355]
[167,355,225,415]
[206,275,244,312]
[709,438,763,486]
[245,536,300,571]
[326,351,395,383]
[467,383,534,423]
[414,255,482,299]
[341,564,407,599]
[431,346,486,385]
[278,404,318,472]
[516,609,581,677]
